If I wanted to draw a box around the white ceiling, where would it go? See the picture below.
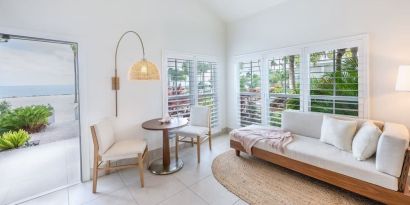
[197,0,287,22]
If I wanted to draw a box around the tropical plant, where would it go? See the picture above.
[309,48,359,116]
[0,105,53,134]
[0,100,11,115]
[0,129,30,150]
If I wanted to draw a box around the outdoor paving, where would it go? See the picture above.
[30,120,79,144]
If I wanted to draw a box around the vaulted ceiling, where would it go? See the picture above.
[197,0,287,22]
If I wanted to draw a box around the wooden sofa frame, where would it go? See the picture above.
[231,140,410,205]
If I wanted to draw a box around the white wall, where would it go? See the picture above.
[0,0,226,180]
[226,0,410,129]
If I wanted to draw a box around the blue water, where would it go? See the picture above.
[0,85,75,98]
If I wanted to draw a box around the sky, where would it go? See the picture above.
[0,38,75,86]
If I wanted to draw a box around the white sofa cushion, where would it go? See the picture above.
[94,117,116,155]
[281,110,324,138]
[102,139,147,161]
[376,122,410,177]
[281,110,384,139]
[352,122,382,160]
[320,116,357,151]
[230,132,398,191]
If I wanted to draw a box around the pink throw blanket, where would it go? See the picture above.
[230,125,293,154]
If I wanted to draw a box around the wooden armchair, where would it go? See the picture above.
[90,117,148,193]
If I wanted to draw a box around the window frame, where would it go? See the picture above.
[233,35,369,127]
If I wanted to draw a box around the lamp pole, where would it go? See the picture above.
[113,31,146,117]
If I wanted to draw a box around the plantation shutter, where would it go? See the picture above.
[165,54,220,129]
[167,58,195,118]
[268,55,301,126]
[238,60,262,127]
[197,61,218,128]
[308,47,360,116]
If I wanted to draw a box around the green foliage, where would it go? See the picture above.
[0,129,30,150]
[168,62,190,82]
[309,48,359,116]
[239,62,261,92]
[0,105,52,134]
[0,100,11,115]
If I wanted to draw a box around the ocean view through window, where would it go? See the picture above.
[0,85,75,98]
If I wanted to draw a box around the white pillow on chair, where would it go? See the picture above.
[94,117,116,155]
[352,122,382,160]
[190,106,210,127]
[320,115,357,151]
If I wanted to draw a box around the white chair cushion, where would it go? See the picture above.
[352,122,382,161]
[190,106,209,127]
[230,132,398,191]
[175,125,209,138]
[94,117,116,155]
[102,139,147,161]
[320,115,357,151]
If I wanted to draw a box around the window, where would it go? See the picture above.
[235,36,368,127]
[164,53,219,128]
[308,47,359,116]
[268,54,301,126]
[238,60,262,127]
[167,58,194,118]
[197,60,218,127]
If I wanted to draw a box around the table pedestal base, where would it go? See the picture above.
[149,158,184,175]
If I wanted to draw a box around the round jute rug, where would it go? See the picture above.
[212,150,380,205]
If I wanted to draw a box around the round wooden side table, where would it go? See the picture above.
[142,117,188,175]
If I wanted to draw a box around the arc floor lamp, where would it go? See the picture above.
[112,31,160,117]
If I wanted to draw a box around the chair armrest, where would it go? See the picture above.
[376,122,410,177]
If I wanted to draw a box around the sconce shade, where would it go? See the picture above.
[128,59,160,80]
[396,65,410,91]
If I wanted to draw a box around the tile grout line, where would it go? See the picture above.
[80,173,126,205]
[186,175,213,205]
[116,171,140,205]
[151,175,190,205]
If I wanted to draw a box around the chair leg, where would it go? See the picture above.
[175,135,179,160]
[191,138,194,147]
[208,132,212,151]
[145,148,150,169]
[196,136,201,163]
[92,156,99,193]
[105,160,111,175]
[138,153,144,188]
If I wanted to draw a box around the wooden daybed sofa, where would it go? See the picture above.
[231,111,410,205]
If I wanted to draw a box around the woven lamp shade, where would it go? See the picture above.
[128,59,160,80]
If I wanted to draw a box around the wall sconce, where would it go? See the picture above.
[112,31,160,117]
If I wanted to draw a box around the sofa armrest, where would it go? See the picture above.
[376,122,410,177]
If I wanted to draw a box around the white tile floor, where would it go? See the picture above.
[17,135,249,205]
[0,138,81,205]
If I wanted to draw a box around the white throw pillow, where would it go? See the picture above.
[352,122,382,160]
[320,115,357,151]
